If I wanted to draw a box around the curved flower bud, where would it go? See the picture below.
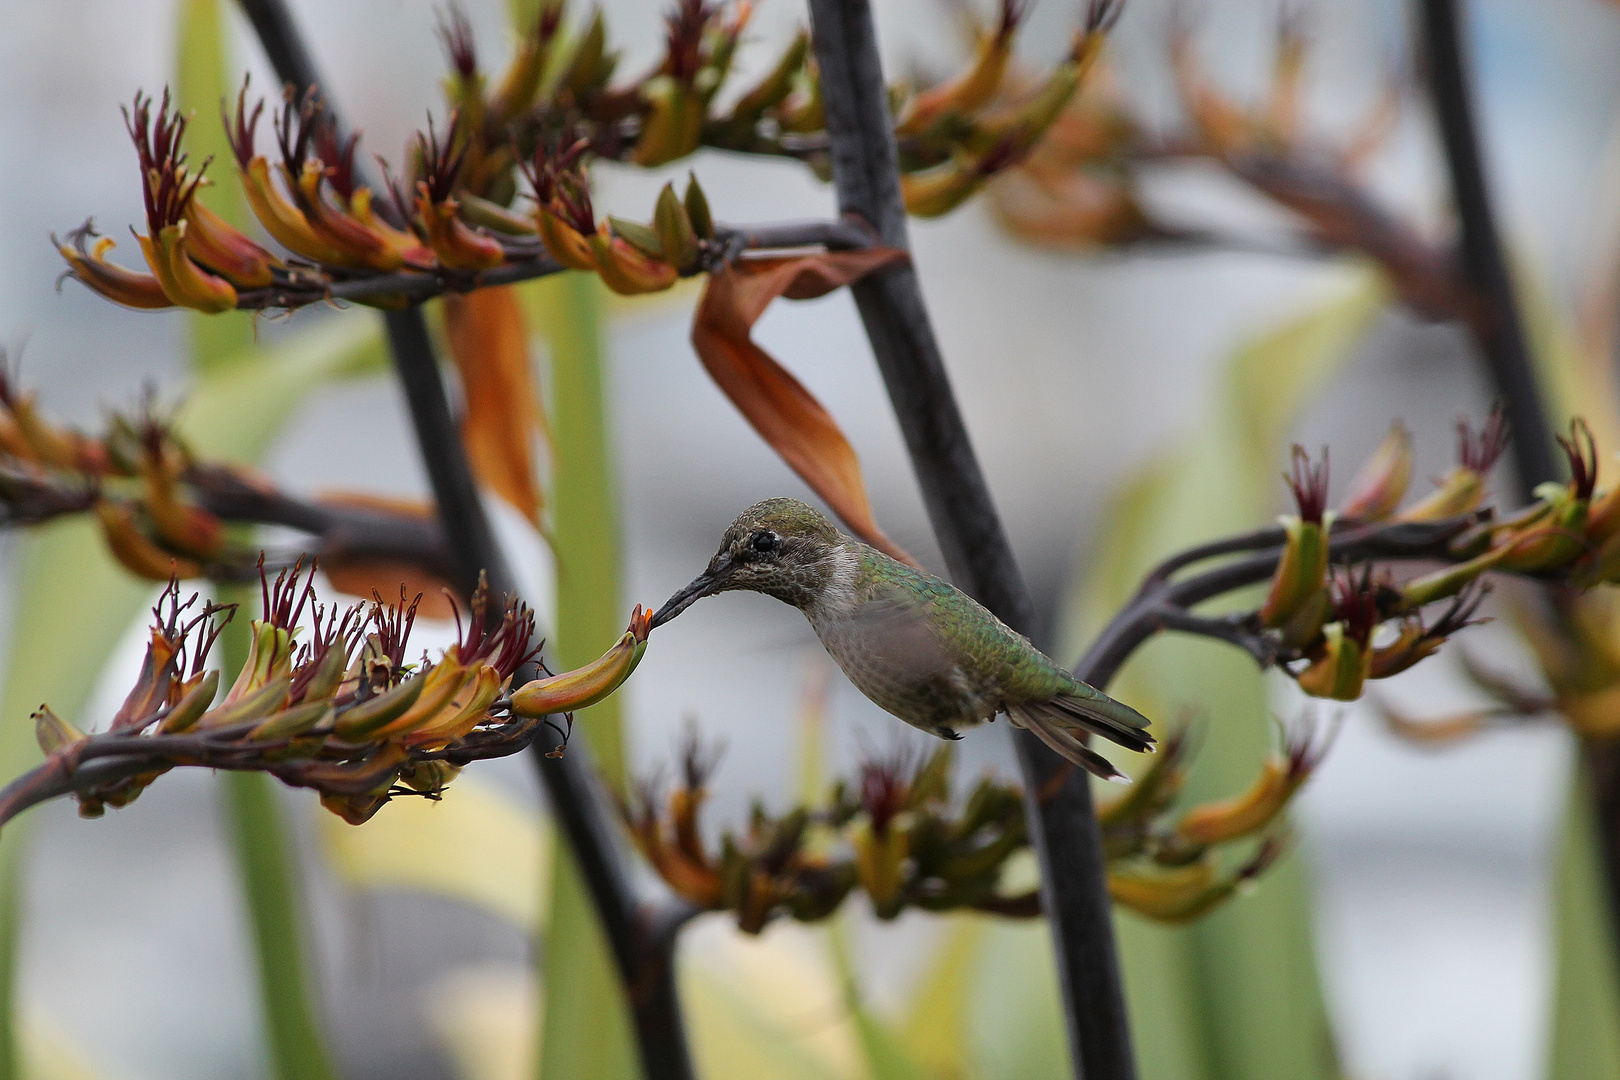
[588,227,679,294]
[95,500,204,581]
[1109,837,1284,924]
[508,606,652,717]
[633,76,707,168]
[139,433,225,558]
[723,29,808,131]
[137,224,238,313]
[1176,721,1326,846]
[1369,581,1489,679]
[897,0,1026,137]
[1296,569,1379,700]
[1338,422,1412,521]
[403,663,504,749]
[181,197,280,288]
[414,112,507,270]
[54,226,174,310]
[1260,447,1332,630]
[418,194,506,270]
[295,163,406,271]
[1398,408,1507,522]
[157,670,221,734]
[34,706,87,757]
[372,658,471,738]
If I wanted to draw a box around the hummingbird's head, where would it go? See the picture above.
[651,498,849,627]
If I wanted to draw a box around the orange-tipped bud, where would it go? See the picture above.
[418,191,506,271]
[55,229,174,310]
[509,607,653,717]
[296,164,406,271]
[1177,758,1302,846]
[95,500,204,581]
[587,228,679,295]
[239,157,350,264]
[136,225,238,313]
[181,198,280,287]
[537,207,598,270]
[1339,422,1412,521]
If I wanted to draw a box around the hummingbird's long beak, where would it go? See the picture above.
[650,557,733,629]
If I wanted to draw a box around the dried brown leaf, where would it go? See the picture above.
[443,286,547,523]
[691,250,920,566]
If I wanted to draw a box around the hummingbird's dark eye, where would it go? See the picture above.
[750,530,782,556]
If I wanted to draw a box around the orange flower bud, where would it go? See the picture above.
[95,500,203,581]
[508,607,652,717]
[137,225,238,313]
[417,193,506,270]
[587,228,679,295]
[54,228,174,310]
[537,207,598,270]
[181,198,280,288]
[240,156,350,264]
[296,164,406,271]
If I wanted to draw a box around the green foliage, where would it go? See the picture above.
[1055,269,1387,1080]
[528,271,641,1080]
[1548,775,1620,1078]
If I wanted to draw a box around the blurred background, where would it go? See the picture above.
[3,0,1618,1078]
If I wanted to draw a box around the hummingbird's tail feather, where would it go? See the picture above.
[1048,692,1156,753]
[1008,702,1136,783]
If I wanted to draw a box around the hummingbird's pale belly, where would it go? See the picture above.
[810,611,1003,736]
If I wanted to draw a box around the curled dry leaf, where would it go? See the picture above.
[691,248,920,566]
[442,286,547,524]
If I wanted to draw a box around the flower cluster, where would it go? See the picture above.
[623,720,1320,931]
[0,369,455,593]
[0,368,238,577]
[986,13,1461,320]
[1252,412,1620,702]
[1099,719,1330,923]
[10,569,652,828]
[55,0,1124,314]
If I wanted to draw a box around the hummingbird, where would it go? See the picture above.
[651,498,1155,781]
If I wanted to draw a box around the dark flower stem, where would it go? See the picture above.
[806,1,1134,1077]
[233,4,695,1078]
[1416,0,1620,977]
[1418,0,1560,495]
